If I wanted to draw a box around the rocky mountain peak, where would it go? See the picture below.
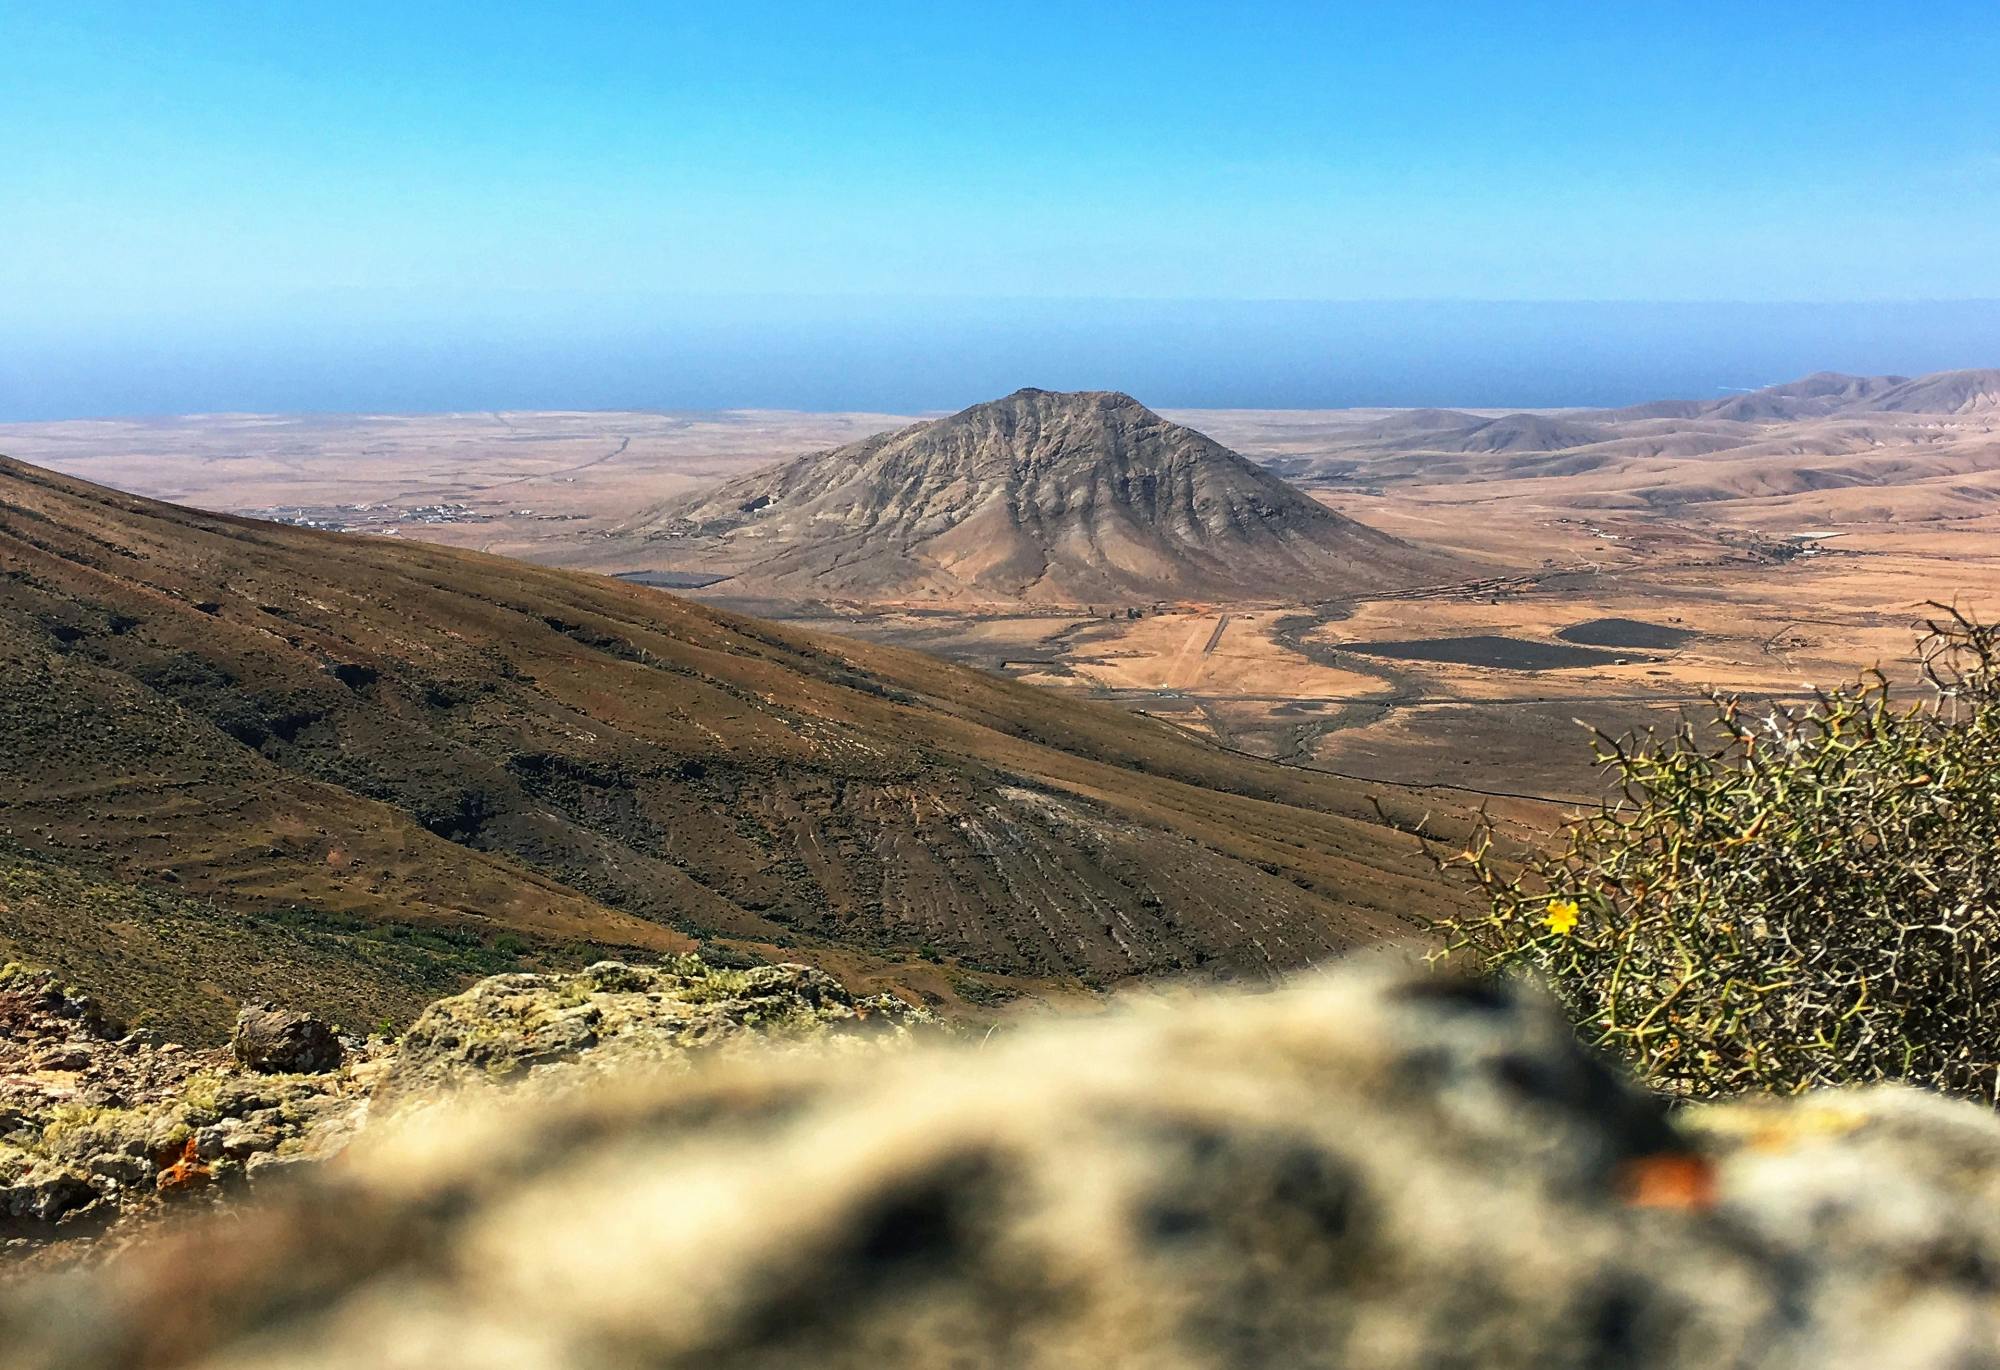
[618,389,1456,604]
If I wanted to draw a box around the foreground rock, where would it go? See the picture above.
[0,957,926,1260]
[6,968,2000,1368]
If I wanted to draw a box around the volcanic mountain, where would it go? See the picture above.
[615,388,1454,605]
[0,454,1466,1040]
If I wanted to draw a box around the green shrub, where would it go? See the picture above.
[1431,606,2000,1102]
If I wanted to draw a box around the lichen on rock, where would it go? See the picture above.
[0,964,375,1254]
[375,957,932,1103]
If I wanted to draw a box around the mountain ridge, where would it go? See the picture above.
[1581,369,2000,424]
[1863,368,2000,415]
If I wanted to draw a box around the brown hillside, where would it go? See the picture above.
[0,455,1466,1036]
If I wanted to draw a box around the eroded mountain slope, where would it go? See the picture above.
[0,455,1463,1032]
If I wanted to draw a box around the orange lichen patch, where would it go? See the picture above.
[1618,1152,1718,1211]
[156,1137,211,1195]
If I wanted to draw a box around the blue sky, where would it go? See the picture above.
[5,1,1999,417]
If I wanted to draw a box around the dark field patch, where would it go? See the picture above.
[1557,618,1695,650]
[616,569,733,589]
[1338,636,1644,671]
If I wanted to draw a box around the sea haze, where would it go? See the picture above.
[5,297,2000,421]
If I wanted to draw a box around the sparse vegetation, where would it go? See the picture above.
[1432,607,2000,1102]
[946,971,1019,1008]
[0,845,570,1044]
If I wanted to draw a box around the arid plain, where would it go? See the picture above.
[8,370,1997,804]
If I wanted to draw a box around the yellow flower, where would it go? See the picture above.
[1544,898,1580,936]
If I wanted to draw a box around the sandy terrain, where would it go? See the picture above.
[0,410,920,563]
[8,383,1998,805]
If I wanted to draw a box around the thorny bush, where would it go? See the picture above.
[1431,606,2000,1102]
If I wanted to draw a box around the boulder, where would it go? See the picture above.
[231,1003,343,1075]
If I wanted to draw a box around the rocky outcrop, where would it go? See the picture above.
[0,957,929,1260]
[377,957,931,1102]
[7,965,2000,1368]
[0,966,374,1250]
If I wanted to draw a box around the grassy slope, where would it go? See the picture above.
[0,841,621,1042]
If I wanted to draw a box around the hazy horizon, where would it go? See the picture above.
[7,297,2000,423]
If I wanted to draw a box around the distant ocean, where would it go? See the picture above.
[6,297,1998,420]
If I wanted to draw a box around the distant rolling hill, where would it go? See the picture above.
[1252,367,2000,523]
[0,454,1465,1038]
[1336,411,1613,454]
[1864,369,2000,415]
[1444,413,1616,454]
[1590,372,1910,424]
[615,388,1456,605]
[1709,371,1909,421]
[1584,368,2000,425]
[1341,408,1485,440]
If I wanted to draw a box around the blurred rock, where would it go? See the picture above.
[14,963,2000,1368]
[10,967,2000,1368]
